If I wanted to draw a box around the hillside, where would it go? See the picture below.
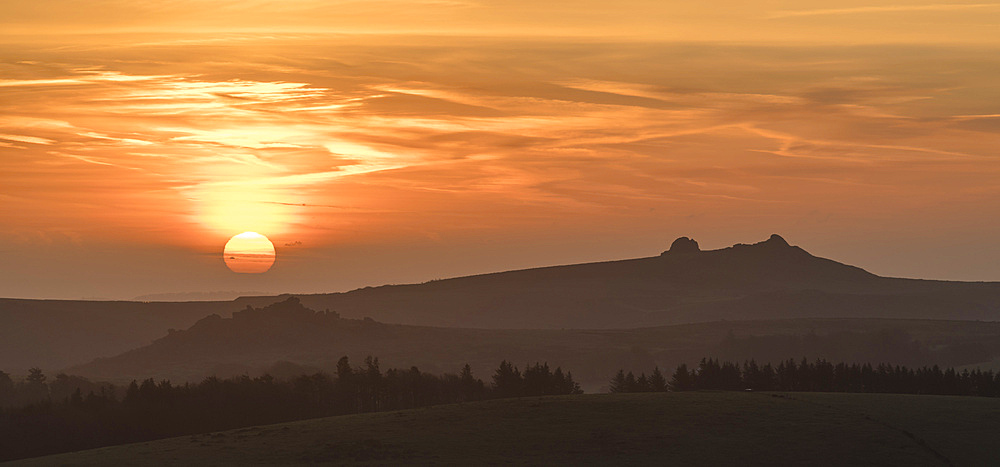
[0,299,237,372]
[236,234,1000,329]
[6,234,1000,373]
[66,298,1000,389]
[9,392,1000,466]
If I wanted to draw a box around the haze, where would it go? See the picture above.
[2,0,999,299]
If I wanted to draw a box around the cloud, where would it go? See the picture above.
[0,134,56,145]
[768,3,1000,19]
[3,38,999,253]
[951,114,1000,120]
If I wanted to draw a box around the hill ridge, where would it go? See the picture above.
[5,234,1000,373]
[243,233,874,301]
[232,233,990,329]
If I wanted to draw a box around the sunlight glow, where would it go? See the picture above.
[223,232,276,273]
[2,33,1000,290]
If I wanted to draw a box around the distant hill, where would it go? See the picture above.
[66,297,1000,389]
[0,299,241,372]
[131,291,272,302]
[10,392,1000,466]
[5,234,1000,374]
[234,234,1000,329]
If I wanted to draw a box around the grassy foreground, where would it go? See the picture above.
[8,392,1000,466]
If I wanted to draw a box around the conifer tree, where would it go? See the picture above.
[624,372,637,393]
[649,367,667,392]
[669,364,694,391]
[636,374,650,393]
[492,361,522,398]
[609,370,627,393]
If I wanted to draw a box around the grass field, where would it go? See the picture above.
[8,392,1000,466]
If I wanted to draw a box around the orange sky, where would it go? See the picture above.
[1,1,999,298]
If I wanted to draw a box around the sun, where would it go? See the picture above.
[224,232,276,273]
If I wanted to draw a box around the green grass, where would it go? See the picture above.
[9,392,1000,466]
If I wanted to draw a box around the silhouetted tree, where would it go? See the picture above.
[624,372,637,392]
[21,368,48,403]
[26,368,45,386]
[696,358,721,390]
[669,364,695,391]
[362,356,381,412]
[458,364,484,402]
[0,371,13,407]
[609,370,627,393]
[0,357,582,462]
[720,361,742,390]
[649,367,667,392]
[634,374,649,392]
[492,361,522,398]
[561,370,583,395]
[612,357,1000,398]
[523,363,551,396]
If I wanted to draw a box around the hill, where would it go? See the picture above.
[0,299,237,372]
[65,298,1000,389]
[235,234,1000,329]
[6,234,1000,373]
[131,291,272,302]
[8,392,1000,466]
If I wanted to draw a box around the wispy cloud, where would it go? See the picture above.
[951,114,1000,120]
[2,38,999,255]
[57,153,120,167]
[768,3,1000,19]
[0,134,56,145]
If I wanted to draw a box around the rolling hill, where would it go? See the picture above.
[6,234,1000,374]
[0,299,236,372]
[8,392,1000,466]
[236,234,1000,329]
[65,297,1000,389]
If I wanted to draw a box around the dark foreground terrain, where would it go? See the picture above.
[9,392,999,466]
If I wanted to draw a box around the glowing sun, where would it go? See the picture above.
[224,232,275,273]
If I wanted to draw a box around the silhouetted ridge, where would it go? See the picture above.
[231,296,335,321]
[161,296,360,355]
[219,233,1000,329]
[729,233,795,252]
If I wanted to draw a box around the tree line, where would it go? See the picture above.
[0,357,580,462]
[610,358,1000,396]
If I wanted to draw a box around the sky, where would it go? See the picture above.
[1,1,999,299]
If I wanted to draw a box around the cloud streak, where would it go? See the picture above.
[768,3,1000,19]
[2,37,999,292]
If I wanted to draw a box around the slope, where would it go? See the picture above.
[7,234,1000,374]
[0,299,240,372]
[9,392,1000,466]
[65,298,1000,389]
[234,234,1000,329]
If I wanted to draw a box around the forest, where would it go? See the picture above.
[611,358,1000,396]
[0,357,580,462]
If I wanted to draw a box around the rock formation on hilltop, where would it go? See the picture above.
[764,234,789,246]
[663,237,700,255]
